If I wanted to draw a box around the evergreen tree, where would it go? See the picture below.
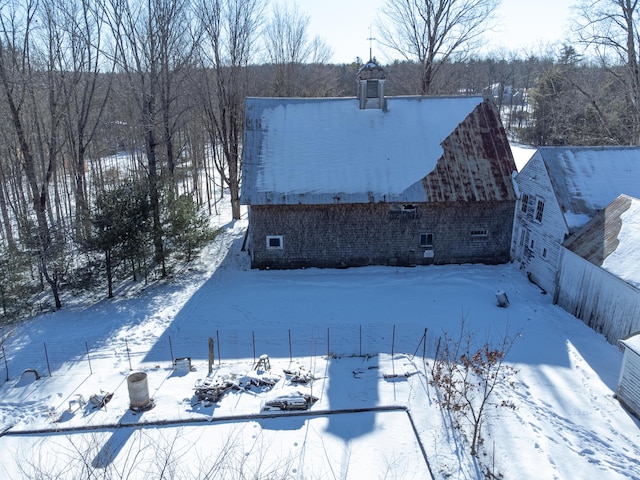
[165,191,218,263]
[91,180,151,298]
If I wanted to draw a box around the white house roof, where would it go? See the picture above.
[601,196,640,289]
[621,332,640,355]
[564,195,640,290]
[241,95,509,205]
[535,146,640,230]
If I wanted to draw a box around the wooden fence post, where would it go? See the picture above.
[85,342,93,375]
[43,342,51,377]
[208,337,214,374]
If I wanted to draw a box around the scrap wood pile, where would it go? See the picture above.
[194,371,280,403]
[263,391,318,411]
[192,359,318,409]
[283,366,315,384]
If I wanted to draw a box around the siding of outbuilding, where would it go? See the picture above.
[556,248,640,343]
[618,336,640,419]
[512,152,569,294]
[248,201,514,269]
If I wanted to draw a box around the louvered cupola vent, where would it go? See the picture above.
[357,59,386,110]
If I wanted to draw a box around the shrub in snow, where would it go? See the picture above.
[430,320,518,456]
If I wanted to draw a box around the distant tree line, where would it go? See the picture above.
[0,0,638,320]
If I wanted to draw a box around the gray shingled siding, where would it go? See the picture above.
[249,202,514,269]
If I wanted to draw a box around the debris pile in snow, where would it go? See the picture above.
[263,389,318,411]
[193,370,281,404]
[283,366,315,384]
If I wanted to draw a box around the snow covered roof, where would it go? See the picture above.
[241,96,516,205]
[564,195,640,290]
[621,332,640,355]
[535,146,640,230]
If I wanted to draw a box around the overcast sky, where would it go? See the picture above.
[287,0,576,64]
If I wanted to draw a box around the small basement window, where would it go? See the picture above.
[266,235,283,250]
[470,229,488,238]
[420,233,434,247]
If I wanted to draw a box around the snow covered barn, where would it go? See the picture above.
[618,332,640,419]
[512,147,640,297]
[241,61,517,269]
[556,195,640,344]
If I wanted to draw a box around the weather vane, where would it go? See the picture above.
[367,25,376,62]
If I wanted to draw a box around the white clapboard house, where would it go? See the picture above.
[512,147,640,297]
[618,332,640,419]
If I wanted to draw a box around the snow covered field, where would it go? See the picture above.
[1,203,639,479]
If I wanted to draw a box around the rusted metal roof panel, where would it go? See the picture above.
[421,99,517,202]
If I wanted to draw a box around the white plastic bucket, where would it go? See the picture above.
[127,372,150,408]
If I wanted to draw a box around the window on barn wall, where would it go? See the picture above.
[266,235,284,249]
[535,200,545,222]
[470,229,488,237]
[521,193,529,213]
[420,233,434,247]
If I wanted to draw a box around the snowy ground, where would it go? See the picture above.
[1,203,639,479]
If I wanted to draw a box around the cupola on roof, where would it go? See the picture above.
[357,58,386,81]
[356,57,386,109]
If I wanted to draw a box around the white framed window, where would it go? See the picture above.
[420,232,434,247]
[470,229,488,238]
[266,235,283,250]
[521,193,529,213]
[535,199,545,222]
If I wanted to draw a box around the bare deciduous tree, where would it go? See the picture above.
[42,0,115,243]
[196,0,265,220]
[377,0,499,94]
[264,2,333,96]
[0,0,69,309]
[102,0,194,276]
[574,0,640,143]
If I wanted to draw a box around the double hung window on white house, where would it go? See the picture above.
[266,235,283,249]
[535,200,545,222]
